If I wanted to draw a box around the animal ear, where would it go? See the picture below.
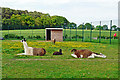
[59,49,62,51]
[71,49,74,52]
[23,38,26,41]
[71,49,77,52]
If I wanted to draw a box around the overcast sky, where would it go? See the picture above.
[1,0,119,25]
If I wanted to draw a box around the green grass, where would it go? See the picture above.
[2,59,118,78]
[1,29,118,44]
[2,40,118,78]
[1,29,45,39]
[1,29,118,38]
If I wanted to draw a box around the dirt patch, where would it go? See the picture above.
[11,40,20,42]
[14,59,118,61]
[37,40,51,42]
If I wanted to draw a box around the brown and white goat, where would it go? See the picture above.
[71,49,106,58]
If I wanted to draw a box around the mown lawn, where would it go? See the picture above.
[1,40,118,79]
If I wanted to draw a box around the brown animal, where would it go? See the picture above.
[52,39,56,44]
[18,38,46,56]
[71,49,92,58]
[53,49,62,55]
[33,48,46,56]
[71,49,106,58]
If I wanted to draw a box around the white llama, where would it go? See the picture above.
[17,38,46,56]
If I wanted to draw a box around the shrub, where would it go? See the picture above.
[36,35,41,39]
[4,34,16,39]
[16,36,24,39]
[114,37,118,39]
[97,36,118,39]
[78,36,83,39]
[63,34,68,39]
[28,35,41,39]
[4,34,24,39]
[28,36,33,39]
[72,36,75,39]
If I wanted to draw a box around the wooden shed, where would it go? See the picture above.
[45,28,63,42]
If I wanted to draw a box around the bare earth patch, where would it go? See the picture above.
[11,40,20,42]
[14,59,118,61]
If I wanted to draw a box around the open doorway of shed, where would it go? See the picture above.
[47,30,51,40]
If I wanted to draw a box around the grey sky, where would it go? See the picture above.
[1,0,119,26]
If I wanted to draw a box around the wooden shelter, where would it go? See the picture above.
[45,28,63,42]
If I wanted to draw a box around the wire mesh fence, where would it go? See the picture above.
[63,20,118,44]
[1,20,119,44]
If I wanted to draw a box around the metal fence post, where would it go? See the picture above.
[70,26,71,41]
[82,23,84,42]
[90,22,92,42]
[76,25,77,41]
[63,27,65,40]
[65,26,66,40]
[99,21,101,43]
[32,26,33,36]
[8,26,9,39]
[110,20,112,44]
[64,24,66,40]
[14,25,15,39]
[20,25,21,37]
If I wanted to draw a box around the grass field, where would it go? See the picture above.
[1,29,118,44]
[1,29,118,38]
[2,40,118,79]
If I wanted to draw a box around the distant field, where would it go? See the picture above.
[1,29,118,38]
[1,29,118,44]
[1,29,45,38]
[2,40,118,78]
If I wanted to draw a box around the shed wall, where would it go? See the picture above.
[51,30,63,41]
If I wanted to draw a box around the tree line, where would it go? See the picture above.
[78,23,118,30]
[2,7,119,31]
[2,7,70,30]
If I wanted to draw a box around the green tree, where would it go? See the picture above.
[69,22,77,29]
[102,25,108,30]
[2,18,11,29]
[20,14,35,28]
[41,14,51,28]
[111,25,117,31]
[78,24,85,29]
[35,17,42,28]
[51,16,69,28]
[85,23,92,30]
[2,7,70,29]
[95,25,102,30]
[117,27,120,31]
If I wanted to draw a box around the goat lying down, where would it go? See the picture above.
[17,38,46,56]
[71,49,106,58]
